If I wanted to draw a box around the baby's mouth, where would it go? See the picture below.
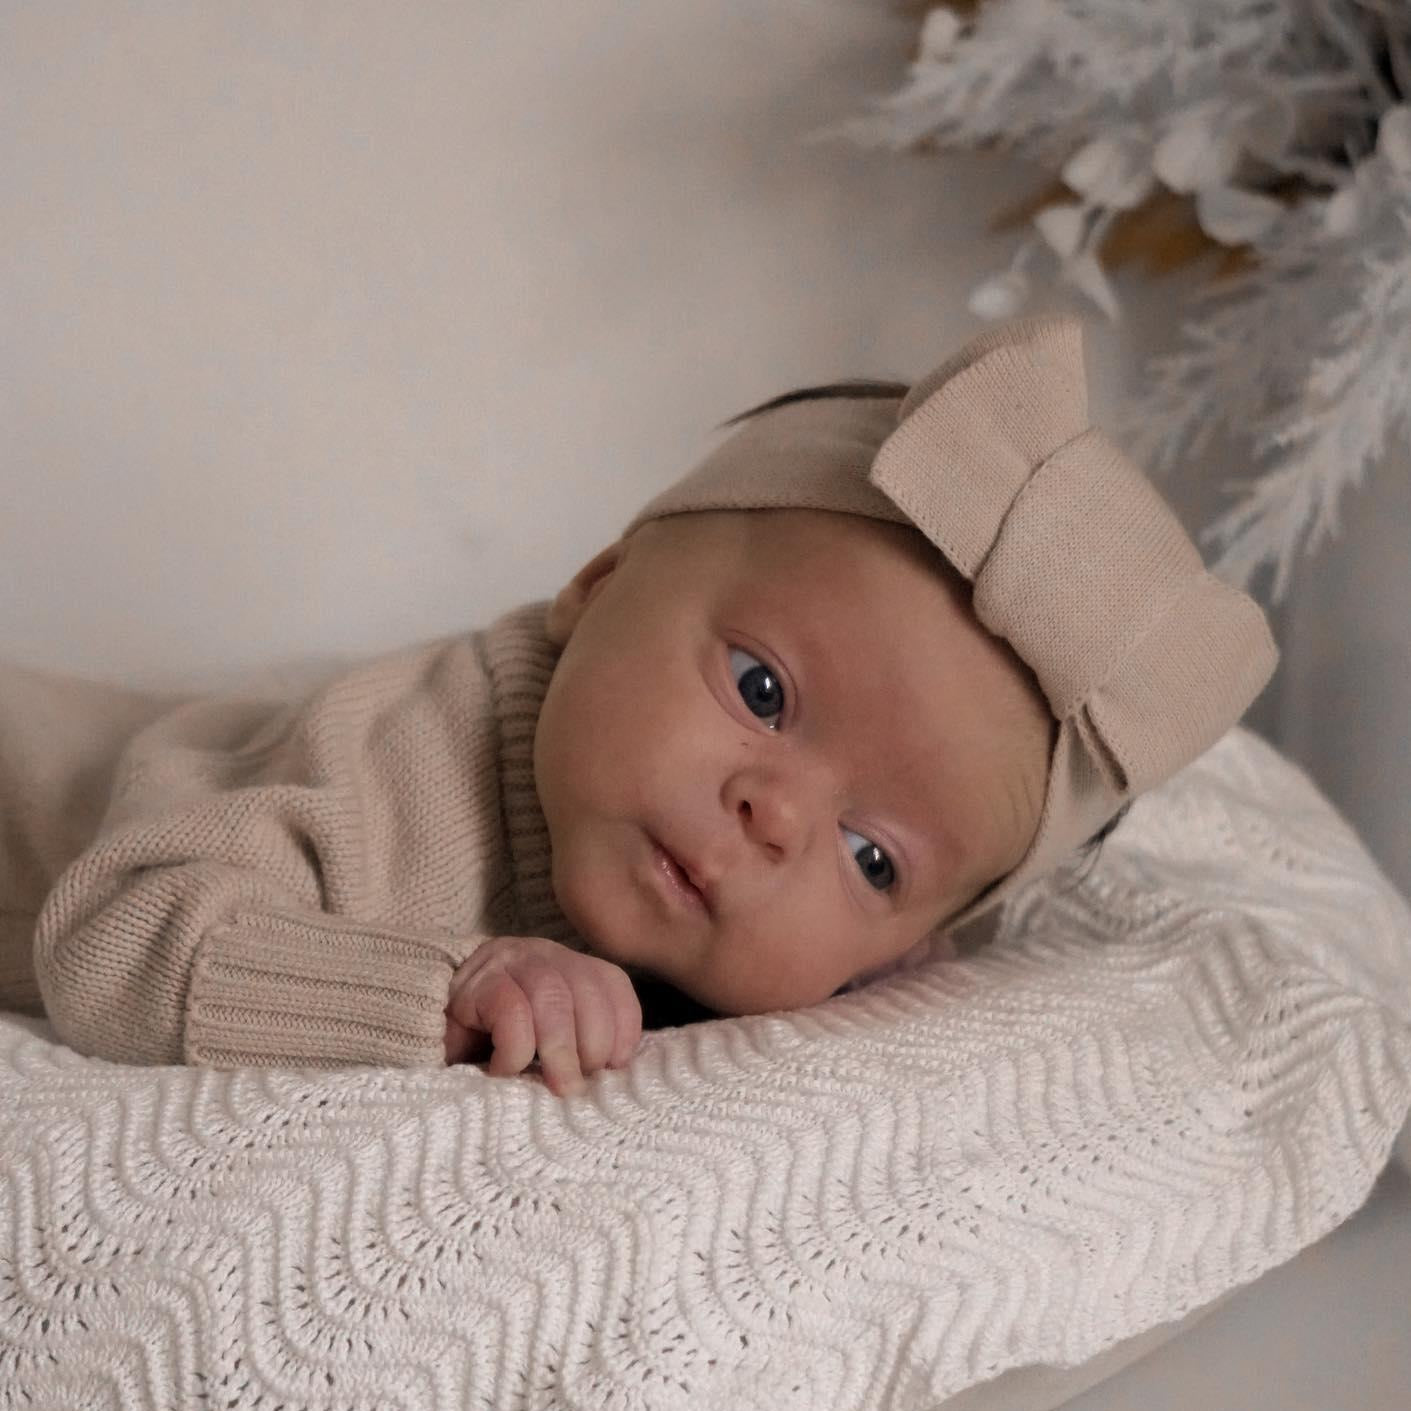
[647,833,712,917]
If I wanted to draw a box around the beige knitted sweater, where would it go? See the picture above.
[0,601,584,1069]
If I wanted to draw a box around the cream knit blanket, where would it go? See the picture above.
[2,725,1408,1410]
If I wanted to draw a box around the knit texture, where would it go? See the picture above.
[0,601,579,1068]
[2,725,1408,1410]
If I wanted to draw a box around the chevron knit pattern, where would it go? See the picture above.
[2,726,1409,1410]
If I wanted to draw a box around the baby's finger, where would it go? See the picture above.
[607,968,644,1069]
[463,973,537,1077]
[522,968,584,1096]
[571,977,619,1076]
[444,1012,475,1065]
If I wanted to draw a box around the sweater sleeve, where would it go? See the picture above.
[30,636,510,1069]
[36,860,490,1068]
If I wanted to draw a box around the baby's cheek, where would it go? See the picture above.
[705,916,849,1014]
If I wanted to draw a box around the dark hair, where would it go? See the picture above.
[714,379,910,433]
[1072,801,1133,876]
[715,378,1136,878]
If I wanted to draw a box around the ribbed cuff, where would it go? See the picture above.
[185,909,487,1069]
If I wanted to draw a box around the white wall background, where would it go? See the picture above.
[3,2,1407,927]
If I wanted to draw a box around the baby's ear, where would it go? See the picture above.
[545,538,627,647]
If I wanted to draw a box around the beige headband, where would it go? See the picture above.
[623,314,1280,935]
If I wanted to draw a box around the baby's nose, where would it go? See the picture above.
[733,772,827,857]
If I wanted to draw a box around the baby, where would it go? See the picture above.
[0,315,1278,1095]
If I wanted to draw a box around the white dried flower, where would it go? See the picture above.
[919,7,963,62]
[967,269,1031,319]
[1034,202,1088,258]
[1377,104,1411,174]
[1059,251,1120,321]
[1195,185,1286,245]
[1232,89,1297,167]
[1321,103,1411,239]
[1062,135,1156,210]
[1322,180,1363,237]
[1153,101,1244,193]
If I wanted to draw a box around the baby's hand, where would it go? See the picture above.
[444,936,643,1095]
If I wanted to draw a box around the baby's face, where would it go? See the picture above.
[533,508,1054,1016]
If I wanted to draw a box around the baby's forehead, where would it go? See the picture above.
[721,510,969,616]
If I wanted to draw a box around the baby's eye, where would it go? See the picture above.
[729,647,785,730]
[842,826,897,893]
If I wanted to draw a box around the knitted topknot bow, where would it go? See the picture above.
[622,314,1280,936]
